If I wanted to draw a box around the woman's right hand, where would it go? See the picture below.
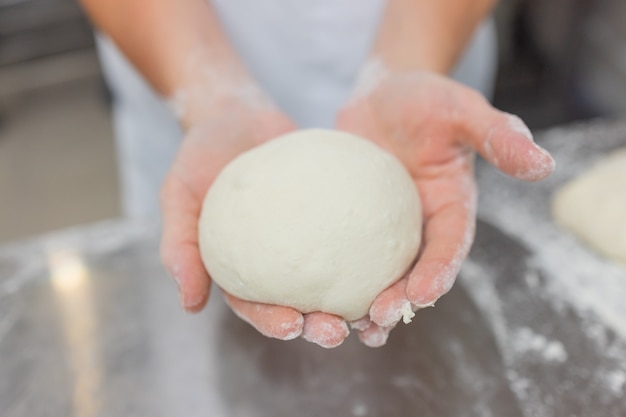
[159,102,356,348]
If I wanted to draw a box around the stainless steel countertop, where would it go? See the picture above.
[1,121,626,416]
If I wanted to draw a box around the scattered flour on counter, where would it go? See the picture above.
[512,327,568,363]
[474,122,626,339]
[0,248,47,297]
[469,123,626,415]
[459,260,510,351]
[351,403,368,417]
[529,240,626,339]
[506,369,532,399]
[0,307,17,346]
[462,259,569,417]
[523,268,541,289]
[476,169,626,340]
[605,370,626,395]
[0,219,158,298]
[460,260,545,413]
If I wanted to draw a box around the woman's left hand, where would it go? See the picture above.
[337,71,555,347]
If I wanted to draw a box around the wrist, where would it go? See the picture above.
[170,82,272,131]
[349,57,438,103]
[369,0,495,80]
[371,45,451,77]
[166,49,274,129]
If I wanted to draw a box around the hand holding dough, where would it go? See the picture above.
[198,129,422,321]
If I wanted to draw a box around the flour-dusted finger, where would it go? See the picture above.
[369,276,415,327]
[223,293,304,340]
[160,177,211,313]
[406,199,475,307]
[358,323,394,348]
[459,100,555,181]
[302,312,350,349]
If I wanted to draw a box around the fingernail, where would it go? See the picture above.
[412,300,436,309]
[302,320,349,349]
[535,145,556,167]
[538,146,557,173]
[180,290,205,313]
[408,262,459,307]
[515,147,556,181]
[529,139,554,160]
[172,275,182,292]
[172,272,191,311]
[277,316,305,341]
[411,294,440,309]
[506,113,534,142]
[505,112,556,173]
[173,275,188,310]
[372,299,414,327]
[168,263,182,287]
[359,325,392,348]
[350,317,372,331]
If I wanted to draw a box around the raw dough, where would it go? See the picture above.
[198,129,422,321]
[552,148,626,266]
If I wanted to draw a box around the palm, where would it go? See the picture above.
[160,109,294,310]
[160,107,352,347]
[164,109,294,212]
[335,72,555,338]
[160,73,554,349]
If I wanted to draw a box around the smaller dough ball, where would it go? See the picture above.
[552,148,626,266]
[198,129,422,321]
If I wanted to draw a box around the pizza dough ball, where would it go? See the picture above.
[198,129,422,321]
[553,148,626,266]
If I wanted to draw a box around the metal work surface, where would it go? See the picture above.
[1,121,626,416]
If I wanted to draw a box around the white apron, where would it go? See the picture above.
[96,0,497,217]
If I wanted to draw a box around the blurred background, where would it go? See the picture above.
[0,0,625,244]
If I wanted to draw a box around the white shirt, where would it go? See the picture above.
[211,0,386,127]
[96,1,496,216]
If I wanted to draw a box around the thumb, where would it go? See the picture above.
[459,96,555,181]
